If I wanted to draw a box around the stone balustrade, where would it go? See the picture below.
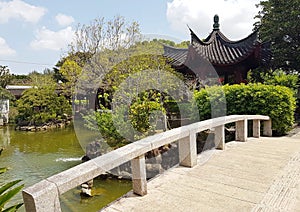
[22,115,271,212]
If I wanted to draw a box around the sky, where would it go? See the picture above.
[0,0,261,75]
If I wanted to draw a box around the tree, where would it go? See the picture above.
[69,15,141,55]
[82,40,188,146]
[0,66,12,88]
[27,70,56,89]
[10,74,31,85]
[154,39,190,48]
[255,0,300,72]
[0,87,13,100]
[55,16,142,103]
[261,69,299,93]
[59,59,82,98]
[0,66,13,100]
[16,73,71,126]
[53,52,93,83]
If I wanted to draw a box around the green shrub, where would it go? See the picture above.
[261,69,299,95]
[194,84,296,135]
[83,92,167,148]
[129,98,165,134]
[193,86,226,121]
[16,87,71,126]
[83,109,128,148]
[0,88,14,100]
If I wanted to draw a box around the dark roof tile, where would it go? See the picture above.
[164,27,271,68]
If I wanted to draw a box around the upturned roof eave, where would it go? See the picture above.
[191,28,259,46]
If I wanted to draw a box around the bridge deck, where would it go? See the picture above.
[102,134,300,212]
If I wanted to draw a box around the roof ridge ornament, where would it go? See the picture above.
[213,14,220,30]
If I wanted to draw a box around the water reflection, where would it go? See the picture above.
[0,126,10,147]
[0,125,131,212]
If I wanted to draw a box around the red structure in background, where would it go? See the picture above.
[164,15,271,84]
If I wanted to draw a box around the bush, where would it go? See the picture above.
[0,87,14,100]
[193,86,226,121]
[261,69,299,95]
[83,93,167,148]
[16,87,71,126]
[194,84,296,135]
[83,109,128,148]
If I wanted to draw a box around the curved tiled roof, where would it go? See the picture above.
[164,26,271,68]
[191,29,259,65]
[163,45,188,67]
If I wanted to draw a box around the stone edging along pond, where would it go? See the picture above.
[15,118,72,132]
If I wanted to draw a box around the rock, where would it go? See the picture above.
[155,154,162,164]
[15,117,73,132]
[86,179,93,187]
[146,164,163,173]
[80,183,92,197]
[85,141,102,159]
[81,155,90,162]
[20,126,27,131]
[57,123,65,128]
[29,127,36,132]
[118,171,132,179]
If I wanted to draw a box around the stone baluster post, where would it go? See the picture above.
[214,125,225,150]
[253,119,260,138]
[178,131,197,167]
[236,119,247,142]
[263,119,272,136]
[131,155,147,196]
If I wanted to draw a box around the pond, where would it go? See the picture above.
[0,125,131,212]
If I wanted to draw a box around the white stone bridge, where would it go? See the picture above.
[22,115,300,211]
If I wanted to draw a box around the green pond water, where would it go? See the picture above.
[0,125,131,212]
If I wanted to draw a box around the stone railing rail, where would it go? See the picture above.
[22,115,272,212]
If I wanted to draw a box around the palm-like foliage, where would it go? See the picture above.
[0,153,24,212]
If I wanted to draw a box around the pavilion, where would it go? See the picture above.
[164,15,271,84]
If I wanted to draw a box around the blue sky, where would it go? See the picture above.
[0,0,261,75]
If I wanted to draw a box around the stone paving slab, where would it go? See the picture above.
[102,135,300,212]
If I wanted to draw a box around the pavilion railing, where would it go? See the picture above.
[22,115,272,212]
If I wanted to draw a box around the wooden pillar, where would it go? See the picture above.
[253,120,260,138]
[178,132,197,167]
[234,70,244,84]
[214,125,225,150]
[131,155,147,196]
[236,119,247,142]
[224,73,229,84]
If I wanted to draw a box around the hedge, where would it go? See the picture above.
[194,83,296,135]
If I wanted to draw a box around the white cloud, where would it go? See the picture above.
[167,0,261,40]
[0,0,46,24]
[0,37,16,56]
[55,13,75,27]
[30,26,75,51]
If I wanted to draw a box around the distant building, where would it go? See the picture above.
[6,85,32,99]
[164,15,271,84]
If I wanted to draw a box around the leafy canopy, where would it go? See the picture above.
[255,0,300,72]
[16,73,71,126]
[0,66,12,89]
